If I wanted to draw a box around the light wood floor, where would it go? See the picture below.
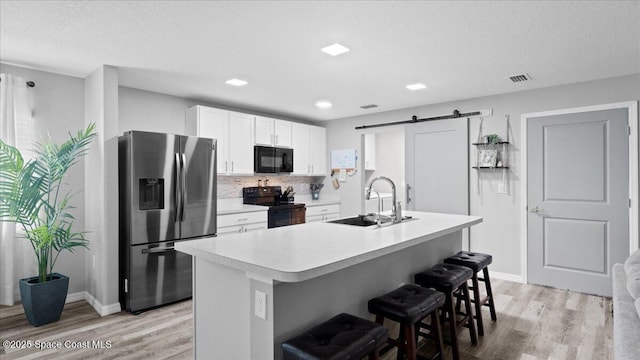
[0,279,612,360]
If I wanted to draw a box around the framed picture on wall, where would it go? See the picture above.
[478,149,498,167]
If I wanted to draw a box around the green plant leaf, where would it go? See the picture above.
[0,123,96,281]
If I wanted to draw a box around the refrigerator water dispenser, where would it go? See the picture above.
[139,178,164,210]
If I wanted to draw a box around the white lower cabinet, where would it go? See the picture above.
[217,211,267,236]
[305,204,340,223]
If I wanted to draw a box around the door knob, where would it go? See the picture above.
[529,206,543,213]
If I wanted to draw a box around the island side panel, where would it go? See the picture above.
[193,257,251,360]
[272,230,462,359]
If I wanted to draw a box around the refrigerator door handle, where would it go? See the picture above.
[180,153,187,222]
[141,246,175,254]
[175,153,182,222]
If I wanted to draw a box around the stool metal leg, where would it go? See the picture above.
[471,273,484,336]
[483,267,497,322]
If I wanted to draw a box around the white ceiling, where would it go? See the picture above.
[1,1,639,122]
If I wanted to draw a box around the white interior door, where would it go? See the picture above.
[527,108,629,297]
[405,119,469,246]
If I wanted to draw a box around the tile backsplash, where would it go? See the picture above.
[217,176,325,199]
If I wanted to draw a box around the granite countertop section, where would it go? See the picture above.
[176,211,481,283]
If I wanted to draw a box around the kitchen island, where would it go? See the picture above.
[176,211,481,360]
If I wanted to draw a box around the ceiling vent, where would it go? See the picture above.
[509,73,531,83]
[360,104,378,109]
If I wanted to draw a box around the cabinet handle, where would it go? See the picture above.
[275,134,279,144]
[321,209,328,212]
[406,184,412,204]
[237,218,249,222]
[311,164,314,174]
[231,161,234,173]
[225,161,228,173]
[270,134,274,145]
[308,164,310,174]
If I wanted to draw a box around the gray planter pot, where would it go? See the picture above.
[19,273,69,327]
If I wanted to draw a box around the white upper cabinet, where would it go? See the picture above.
[292,123,327,176]
[364,133,376,170]
[228,112,254,174]
[292,123,310,175]
[308,125,326,176]
[254,116,292,147]
[186,105,254,175]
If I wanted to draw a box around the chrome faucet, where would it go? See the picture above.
[365,176,402,223]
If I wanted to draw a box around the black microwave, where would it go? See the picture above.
[254,146,293,173]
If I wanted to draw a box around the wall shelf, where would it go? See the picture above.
[473,116,511,195]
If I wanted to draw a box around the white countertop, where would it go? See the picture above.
[217,199,267,215]
[176,211,481,283]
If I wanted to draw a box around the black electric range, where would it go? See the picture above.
[242,186,306,228]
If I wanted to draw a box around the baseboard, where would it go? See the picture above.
[66,291,86,303]
[490,271,524,283]
[83,291,121,317]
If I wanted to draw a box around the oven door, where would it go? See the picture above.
[268,206,292,228]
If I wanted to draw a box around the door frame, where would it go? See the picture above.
[520,101,639,283]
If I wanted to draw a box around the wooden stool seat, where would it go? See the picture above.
[444,251,497,336]
[281,313,387,360]
[368,284,445,360]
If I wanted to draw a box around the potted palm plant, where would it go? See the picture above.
[0,124,96,326]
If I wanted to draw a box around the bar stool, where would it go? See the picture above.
[444,251,497,336]
[368,284,445,360]
[415,263,477,360]
[281,313,388,360]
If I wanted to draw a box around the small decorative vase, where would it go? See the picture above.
[19,273,69,327]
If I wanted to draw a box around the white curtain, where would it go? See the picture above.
[0,73,35,306]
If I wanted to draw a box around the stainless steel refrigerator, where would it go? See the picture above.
[118,131,216,313]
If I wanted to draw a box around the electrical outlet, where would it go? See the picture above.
[255,290,267,320]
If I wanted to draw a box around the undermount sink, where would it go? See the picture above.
[328,214,413,227]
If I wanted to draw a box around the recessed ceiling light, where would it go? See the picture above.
[315,100,333,109]
[406,83,427,91]
[225,78,248,86]
[321,43,350,56]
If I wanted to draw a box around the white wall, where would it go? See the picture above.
[84,65,120,314]
[324,74,640,278]
[118,86,314,136]
[0,63,87,296]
